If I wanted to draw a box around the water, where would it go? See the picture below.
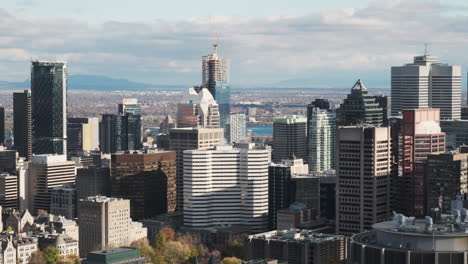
[247,126,273,136]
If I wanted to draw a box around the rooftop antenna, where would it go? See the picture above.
[424,43,428,56]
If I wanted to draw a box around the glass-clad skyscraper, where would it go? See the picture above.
[31,61,67,155]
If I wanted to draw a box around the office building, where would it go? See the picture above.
[276,203,318,230]
[78,196,147,257]
[315,170,337,220]
[202,42,231,134]
[159,115,175,134]
[111,151,176,219]
[426,150,468,213]
[391,54,461,120]
[0,147,16,174]
[118,98,141,116]
[177,87,220,128]
[228,113,247,144]
[31,61,67,155]
[349,215,468,264]
[99,114,118,154]
[67,117,99,155]
[169,127,224,210]
[50,185,77,219]
[336,79,384,126]
[272,116,307,163]
[290,174,320,212]
[245,230,347,264]
[85,247,145,264]
[13,90,32,160]
[268,159,309,230]
[441,120,468,150]
[306,101,335,171]
[0,107,4,146]
[30,155,76,213]
[118,99,142,151]
[0,173,18,209]
[183,145,270,233]
[99,114,141,153]
[336,126,392,235]
[76,166,111,200]
[397,109,446,217]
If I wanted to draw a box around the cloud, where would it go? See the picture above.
[0,0,467,87]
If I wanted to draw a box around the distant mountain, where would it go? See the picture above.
[0,75,186,91]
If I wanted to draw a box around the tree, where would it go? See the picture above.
[224,240,244,259]
[160,227,176,241]
[5,226,14,232]
[130,238,156,263]
[28,250,46,264]
[153,231,166,250]
[162,241,191,264]
[44,247,60,264]
[58,255,81,264]
[220,257,242,264]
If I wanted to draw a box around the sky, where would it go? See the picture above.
[1,0,468,88]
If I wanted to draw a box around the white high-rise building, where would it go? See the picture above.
[391,55,461,120]
[228,113,247,144]
[307,107,335,172]
[183,145,270,232]
[177,87,220,129]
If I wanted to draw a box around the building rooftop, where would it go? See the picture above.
[248,229,344,244]
[86,247,143,263]
[274,115,307,124]
[81,196,127,203]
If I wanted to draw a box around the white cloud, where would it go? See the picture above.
[0,0,466,87]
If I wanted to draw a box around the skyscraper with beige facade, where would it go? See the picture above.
[78,196,146,257]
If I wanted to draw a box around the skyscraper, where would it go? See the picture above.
[336,126,392,235]
[78,196,147,257]
[67,117,99,156]
[272,115,307,163]
[306,100,335,172]
[31,61,68,155]
[13,90,32,160]
[426,149,468,213]
[183,145,270,232]
[228,113,247,144]
[118,98,142,151]
[169,127,224,210]
[336,79,384,126]
[202,43,231,136]
[0,172,18,209]
[177,87,220,129]
[99,114,118,154]
[0,107,4,146]
[111,151,177,219]
[391,54,461,120]
[30,154,76,213]
[397,109,446,217]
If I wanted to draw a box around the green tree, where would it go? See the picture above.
[153,231,166,250]
[58,255,81,264]
[44,247,60,264]
[220,257,242,264]
[28,250,46,264]
[130,238,156,263]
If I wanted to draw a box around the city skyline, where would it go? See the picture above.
[0,0,467,88]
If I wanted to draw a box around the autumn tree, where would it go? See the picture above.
[130,238,156,263]
[28,250,46,264]
[58,255,81,264]
[220,257,242,264]
[160,227,176,241]
[162,241,191,264]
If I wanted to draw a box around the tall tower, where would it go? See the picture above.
[13,90,32,160]
[391,54,461,120]
[272,115,307,163]
[307,100,335,172]
[336,126,392,235]
[0,107,4,146]
[397,108,446,217]
[31,61,68,155]
[202,43,231,136]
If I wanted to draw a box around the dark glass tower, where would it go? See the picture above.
[99,114,118,154]
[202,43,231,137]
[31,61,67,155]
[99,113,142,154]
[13,90,32,160]
[0,107,4,146]
[336,79,384,126]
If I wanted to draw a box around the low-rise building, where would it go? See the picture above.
[39,234,79,256]
[84,247,145,264]
[276,202,318,230]
[245,230,347,264]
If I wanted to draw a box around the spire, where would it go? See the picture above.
[351,79,368,92]
[213,41,219,55]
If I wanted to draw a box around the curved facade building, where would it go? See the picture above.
[349,219,468,264]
